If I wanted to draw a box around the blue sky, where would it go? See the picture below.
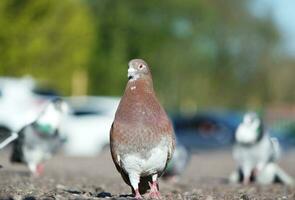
[252,0,295,57]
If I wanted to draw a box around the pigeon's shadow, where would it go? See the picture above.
[198,176,229,185]
[15,170,31,177]
[23,197,37,200]
[92,191,134,199]
[96,192,112,198]
[119,194,134,198]
[0,169,31,177]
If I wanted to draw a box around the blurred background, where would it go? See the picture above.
[0,0,295,155]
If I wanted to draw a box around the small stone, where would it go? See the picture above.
[206,195,214,200]
[240,194,250,200]
[56,184,81,194]
[96,192,112,198]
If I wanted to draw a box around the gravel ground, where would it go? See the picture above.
[0,147,294,200]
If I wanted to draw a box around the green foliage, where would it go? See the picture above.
[0,0,293,112]
[0,0,95,94]
[87,0,281,111]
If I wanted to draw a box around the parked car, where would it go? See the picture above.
[172,111,242,150]
[269,120,295,149]
[61,96,120,156]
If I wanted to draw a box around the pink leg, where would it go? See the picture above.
[242,168,252,185]
[134,189,142,199]
[148,174,161,199]
[36,164,44,176]
[129,173,142,199]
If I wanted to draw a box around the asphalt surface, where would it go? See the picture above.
[0,147,294,200]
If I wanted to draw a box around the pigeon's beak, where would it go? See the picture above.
[128,67,136,80]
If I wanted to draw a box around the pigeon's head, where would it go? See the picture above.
[243,112,259,125]
[235,112,263,144]
[51,98,69,114]
[36,98,69,133]
[128,59,151,81]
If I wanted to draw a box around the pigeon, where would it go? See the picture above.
[162,142,191,182]
[10,98,68,176]
[230,112,292,185]
[110,59,175,199]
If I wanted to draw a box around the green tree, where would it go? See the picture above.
[87,0,280,111]
[0,0,95,94]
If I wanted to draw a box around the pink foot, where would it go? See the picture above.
[148,181,161,199]
[36,164,44,176]
[134,189,142,199]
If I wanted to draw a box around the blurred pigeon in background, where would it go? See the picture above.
[110,59,175,199]
[10,98,68,176]
[230,112,294,185]
[162,142,191,182]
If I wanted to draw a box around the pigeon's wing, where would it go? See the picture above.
[109,123,131,186]
[167,128,176,163]
[110,123,120,168]
[159,122,176,176]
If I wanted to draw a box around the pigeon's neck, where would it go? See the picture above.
[33,122,56,135]
[126,77,154,93]
[35,105,62,133]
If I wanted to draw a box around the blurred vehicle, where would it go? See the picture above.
[61,96,120,156]
[269,120,295,149]
[0,77,58,136]
[172,111,242,150]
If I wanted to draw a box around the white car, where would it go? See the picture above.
[61,96,120,156]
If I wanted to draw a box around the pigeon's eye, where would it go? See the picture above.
[139,64,144,69]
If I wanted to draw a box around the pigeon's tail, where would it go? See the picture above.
[257,163,294,186]
[10,131,25,163]
[274,164,295,186]
[0,132,18,150]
